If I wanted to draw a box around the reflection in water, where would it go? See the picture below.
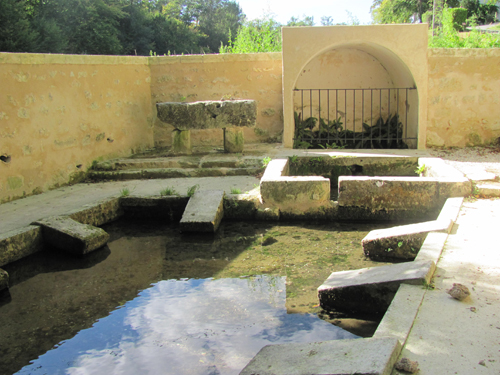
[17,276,357,375]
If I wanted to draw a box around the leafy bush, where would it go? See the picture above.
[220,17,282,53]
[293,112,408,149]
[443,8,468,31]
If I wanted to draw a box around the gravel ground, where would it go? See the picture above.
[427,146,500,179]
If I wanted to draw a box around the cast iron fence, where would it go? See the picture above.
[293,88,417,149]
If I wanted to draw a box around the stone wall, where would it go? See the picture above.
[427,48,500,147]
[0,53,154,203]
[149,53,283,148]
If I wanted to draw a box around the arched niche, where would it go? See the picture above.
[282,25,428,149]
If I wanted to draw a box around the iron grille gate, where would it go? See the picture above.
[293,88,417,149]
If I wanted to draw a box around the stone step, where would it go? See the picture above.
[87,167,261,181]
[93,156,262,171]
[32,216,110,255]
[180,190,225,233]
[239,337,401,375]
[318,260,435,315]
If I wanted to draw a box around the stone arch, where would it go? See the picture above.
[282,25,428,149]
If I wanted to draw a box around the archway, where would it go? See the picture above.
[282,25,428,149]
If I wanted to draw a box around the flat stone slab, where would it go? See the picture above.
[32,216,110,255]
[239,337,401,375]
[362,220,451,260]
[0,268,8,293]
[156,100,257,131]
[318,260,435,314]
[180,190,224,233]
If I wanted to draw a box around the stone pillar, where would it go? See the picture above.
[224,128,244,153]
[172,130,191,154]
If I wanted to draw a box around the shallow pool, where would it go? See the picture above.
[1,220,395,375]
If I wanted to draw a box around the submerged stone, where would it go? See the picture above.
[32,216,110,255]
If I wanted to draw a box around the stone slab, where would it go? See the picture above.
[180,190,224,232]
[362,220,451,261]
[0,268,8,293]
[318,260,435,314]
[239,337,401,375]
[32,216,110,255]
[338,176,469,211]
[0,226,44,267]
[156,100,257,131]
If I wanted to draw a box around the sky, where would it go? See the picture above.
[236,0,375,26]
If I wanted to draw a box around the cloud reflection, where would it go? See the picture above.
[18,276,357,375]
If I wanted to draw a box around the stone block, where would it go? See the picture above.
[172,129,191,154]
[318,260,435,315]
[338,177,440,210]
[260,176,331,208]
[223,194,258,220]
[255,207,280,221]
[156,100,257,130]
[32,216,110,255]
[0,226,43,267]
[223,127,244,153]
[239,337,401,375]
[180,190,224,232]
[362,220,451,260]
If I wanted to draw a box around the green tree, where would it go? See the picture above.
[180,0,244,52]
[0,0,38,52]
[220,17,281,53]
[287,16,315,26]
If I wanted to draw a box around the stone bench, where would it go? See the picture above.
[156,100,257,153]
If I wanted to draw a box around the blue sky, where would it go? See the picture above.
[236,0,375,25]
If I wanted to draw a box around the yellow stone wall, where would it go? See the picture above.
[149,53,283,148]
[2,44,500,203]
[427,48,500,147]
[0,53,154,203]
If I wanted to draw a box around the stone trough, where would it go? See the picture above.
[156,100,257,153]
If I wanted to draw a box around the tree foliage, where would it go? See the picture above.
[371,0,497,25]
[0,0,244,55]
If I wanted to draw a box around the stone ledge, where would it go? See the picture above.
[362,220,451,261]
[0,226,43,267]
[32,216,109,255]
[338,176,470,210]
[239,337,401,375]
[318,260,435,315]
[373,284,426,345]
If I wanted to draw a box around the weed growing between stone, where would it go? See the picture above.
[160,187,177,196]
[187,184,199,197]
